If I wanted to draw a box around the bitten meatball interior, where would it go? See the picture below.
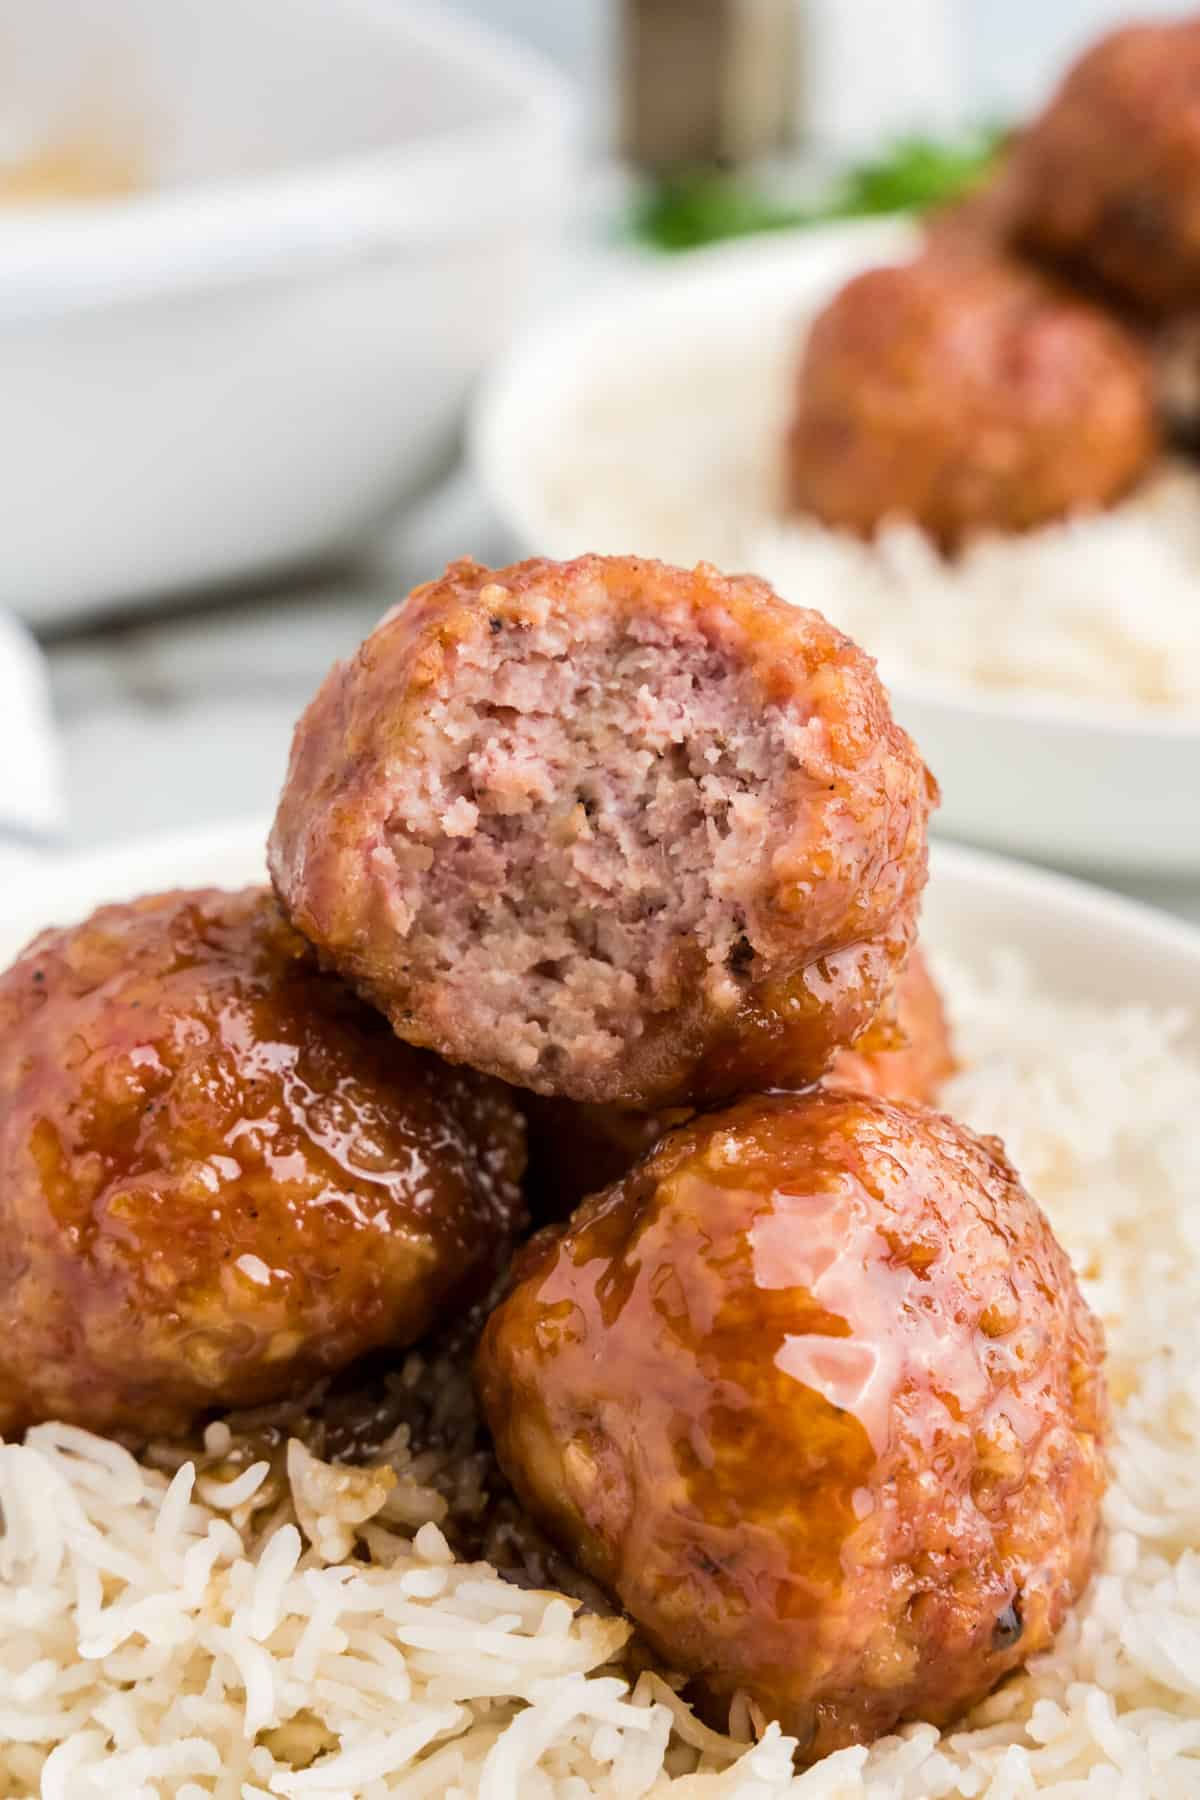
[270,555,933,1108]
[391,581,775,1070]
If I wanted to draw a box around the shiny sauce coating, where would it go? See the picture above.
[0,887,525,1437]
[478,1090,1106,1759]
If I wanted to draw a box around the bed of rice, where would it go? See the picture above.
[532,314,1200,715]
[2,949,1199,1799]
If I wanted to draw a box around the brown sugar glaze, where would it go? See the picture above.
[478,1090,1107,1759]
[0,887,524,1438]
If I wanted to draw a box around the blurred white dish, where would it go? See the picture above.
[1,0,573,624]
[471,219,1200,876]
[3,819,1198,1040]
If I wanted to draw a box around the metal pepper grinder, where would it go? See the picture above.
[620,0,797,170]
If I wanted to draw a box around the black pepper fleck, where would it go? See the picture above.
[727,935,756,975]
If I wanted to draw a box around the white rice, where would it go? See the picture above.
[533,315,1200,715]
[2,950,1200,1798]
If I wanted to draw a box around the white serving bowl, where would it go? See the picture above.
[3,821,1198,1043]
[0,0,574,625]
[471,219,1200,877]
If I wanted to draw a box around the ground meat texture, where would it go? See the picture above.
[523,946,954,1219]
[1010,20,1200,318]
[785,254,1157,550]
[0,888,525,1439]
[268,555,934,1110]
[477,1090,1107,1760]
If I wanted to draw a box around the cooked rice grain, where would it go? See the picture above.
[1,951,1199,1796]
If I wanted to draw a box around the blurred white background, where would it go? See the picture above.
[454,0,1200,124]
[2,0,1197,922]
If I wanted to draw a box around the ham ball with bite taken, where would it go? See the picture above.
[269,554,935,1111]
[478,1089,1107,1760]
[0,887,525,1439]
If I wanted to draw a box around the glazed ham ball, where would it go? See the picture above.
[524,945,953,1218]
[1010,19,1200,317]
[786,254,1156,549]
[478,1090,1107,1759]
[0,888,525,1439]
[270,555,934,1110]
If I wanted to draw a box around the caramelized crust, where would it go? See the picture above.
[0,888,525,1438]
[478,1090,1107,1758]
[524,947,955,1219]
[786,254,1157,549]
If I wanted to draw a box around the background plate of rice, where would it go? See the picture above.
[1,819,1200,1796]
[471,218,1200,876]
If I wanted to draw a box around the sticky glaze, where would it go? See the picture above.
[521,946,956,1222]
[478,1089,1107,1761]
[0,887,525,1438]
